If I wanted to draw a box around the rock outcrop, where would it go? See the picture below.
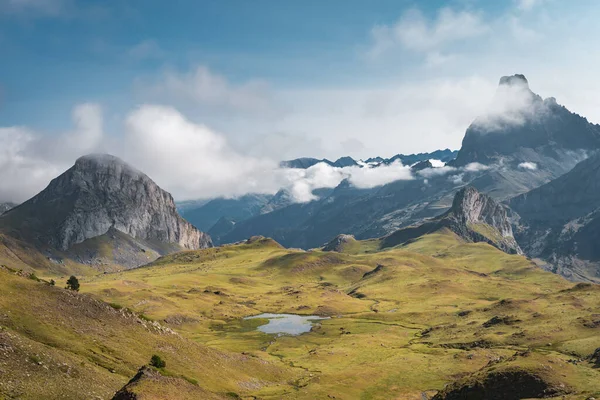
[383,187,522,255]
[0,202,16,215]
[322,234,356,252]
[0,154,211,259]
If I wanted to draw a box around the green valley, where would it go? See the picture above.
[68,232,600,399]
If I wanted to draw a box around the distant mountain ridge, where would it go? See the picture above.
[281,149,458,169]
[216,74,600,251]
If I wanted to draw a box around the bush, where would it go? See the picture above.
[66,276,80,291]
[49,279,55,286]
[150,354,166,369]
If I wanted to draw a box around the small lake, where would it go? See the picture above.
[244,313,329,335]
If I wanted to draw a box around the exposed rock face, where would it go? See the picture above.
[453,74,600,167]
[322,234,356,252]
[509,152,600,281]
[383,187,522,255]
[0,202,17,215]
[432,368,565,400]
[451,187,515,239]
[1,154,212,252]
[410,160,433,172]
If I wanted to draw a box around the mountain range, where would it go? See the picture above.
[2,74,600,399]
[280,148,458,169]
[178,74,600,282]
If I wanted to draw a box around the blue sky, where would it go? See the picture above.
[0,0,514,129]
[2,0,600,202]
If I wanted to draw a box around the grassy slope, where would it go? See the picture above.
[79,232,600,399]
[0,267,299,400]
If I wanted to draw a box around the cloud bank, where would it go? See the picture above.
[0,104,417,204]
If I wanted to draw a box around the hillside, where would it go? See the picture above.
[79,233,600,399]
[509,152,600,282]
[0,266,298,400]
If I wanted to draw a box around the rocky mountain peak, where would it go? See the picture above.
[452,186,510,228]
[447,186,522,254]
[1,153,212,257]
[452,74,600,167]
[498,74,529,88]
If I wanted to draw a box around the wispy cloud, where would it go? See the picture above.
[127,40,164,62]
[515,0,547,12]
[0,104,416,203]
[368,7,488,59]
[137,65,278,116]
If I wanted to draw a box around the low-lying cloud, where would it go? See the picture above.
[518,161,538,170]
[0,104,417,204]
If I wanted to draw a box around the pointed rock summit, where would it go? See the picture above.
[382,187,522,255]
[447,187,522,254]
[498,73,529,88]
[1,154,212,255]
[452,73,600,167]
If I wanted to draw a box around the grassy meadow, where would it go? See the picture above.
[66,232,600,399]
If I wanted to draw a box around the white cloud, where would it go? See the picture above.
[471,77,556,133]
[348,161,413,188]
[463,162,490,172]
[418,165,457,178]
[518,161,538,170]
[516,0,546,11]
[429,159,446,168]
[0,104,415,203]
[137,65,277,116]
[368,7,488,58]
[0,103,104,202]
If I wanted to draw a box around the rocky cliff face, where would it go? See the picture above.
[1,154,212,253]
[446,187,522,254]
[509,153,600,282]
[382,187,522,255]
[0,202,17,215]
[453,74,600,167]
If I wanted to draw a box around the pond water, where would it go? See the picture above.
[244,313,329,335]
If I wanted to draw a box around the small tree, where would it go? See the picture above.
[49,279,55,286]
[66,276,80,291]
[150,354,166,369]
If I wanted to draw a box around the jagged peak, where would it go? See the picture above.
[498,74,529,88]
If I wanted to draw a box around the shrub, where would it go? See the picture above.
[150,354,166,369]
[66,276,80,291]
[49,279,55,286]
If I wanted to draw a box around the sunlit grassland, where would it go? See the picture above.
[78,234,600,399]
